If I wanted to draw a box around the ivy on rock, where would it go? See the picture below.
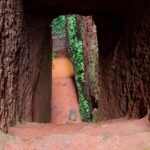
[67,15,91,122]
[51,15,92,122]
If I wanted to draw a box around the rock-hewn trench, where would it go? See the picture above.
[0,0,150,133]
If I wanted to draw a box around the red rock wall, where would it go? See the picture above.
[0,0,149,132]
[0,0,31,132]
[25,15,51,123]
[0,9,52,131]
[94,0,150,120]
[78,16,100,110]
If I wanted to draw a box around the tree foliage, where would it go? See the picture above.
[51,16,66,37]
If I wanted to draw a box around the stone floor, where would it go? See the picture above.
[1,117,150,150]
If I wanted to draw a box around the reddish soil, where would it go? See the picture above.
[1,117,150,150]
[51,52,81,124]
[51,77,81,124]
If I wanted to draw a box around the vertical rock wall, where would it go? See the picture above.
[0,0,31,132]
[80,16,100,110]
[95,0,150,120]
[25,15,51,123]
[122,0,150,119]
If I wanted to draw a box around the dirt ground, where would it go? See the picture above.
[0,116,150,150]
[51,77,81,124]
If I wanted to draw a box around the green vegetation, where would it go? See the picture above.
[51,16,66,38]
[67,15,91,122]
[51,16,65,59]
[51,15,91,122]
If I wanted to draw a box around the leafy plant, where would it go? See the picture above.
[51,16,66,38]
[67,15,91,122]
[51,15,92,122]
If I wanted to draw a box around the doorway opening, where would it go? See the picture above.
[50,15,100,124]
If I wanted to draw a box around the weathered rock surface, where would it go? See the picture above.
[94,0,150,120]
[26,16,51,123]
[0,0,150,132]
[1,117,150,150]
[0,0,31,132]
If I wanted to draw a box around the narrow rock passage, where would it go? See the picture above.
[1,50,149,150]
[51,51,81,124]
[51,77,81,124]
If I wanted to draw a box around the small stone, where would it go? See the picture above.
[69,109,77,121]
